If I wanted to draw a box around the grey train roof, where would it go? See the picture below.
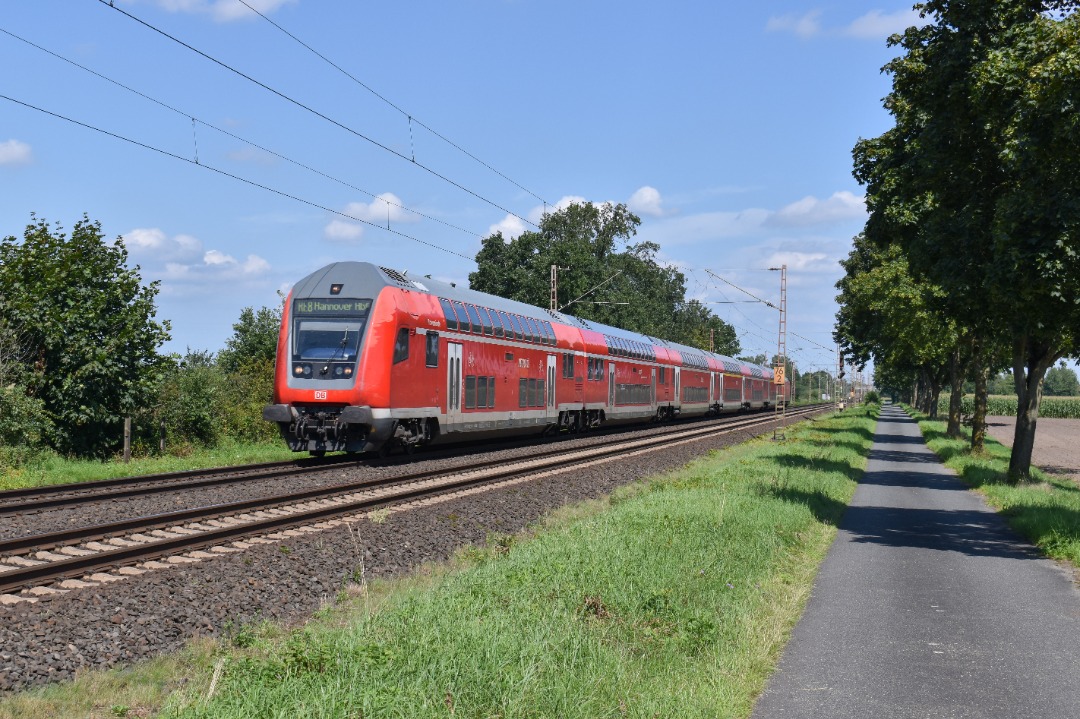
[291,261,768,375]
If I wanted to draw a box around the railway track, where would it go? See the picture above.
[0,405,825,601]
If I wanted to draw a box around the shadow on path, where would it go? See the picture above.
[842,505,1041,560]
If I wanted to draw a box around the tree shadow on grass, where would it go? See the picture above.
[765,486,848,526]
[771,453,864,482]
[804,425,876,443]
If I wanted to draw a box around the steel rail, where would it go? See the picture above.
[0,405,827,594]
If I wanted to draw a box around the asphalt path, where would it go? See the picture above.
[751,403,1080,719]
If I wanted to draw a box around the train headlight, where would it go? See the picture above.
[302,364,313,377]
[344,367,353,377]
[293,364,304,376]
[334,366,344,378]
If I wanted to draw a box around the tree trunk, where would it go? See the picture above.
[970,339,989,453]
[925,364,942,420]
[946,344,964,438]
[1008,335,1060,482]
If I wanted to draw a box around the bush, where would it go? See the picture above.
[0,384,53,467]
[864,390,881,404]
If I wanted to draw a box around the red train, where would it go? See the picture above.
[263,262,789,455]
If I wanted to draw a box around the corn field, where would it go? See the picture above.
[937,395,1080,419]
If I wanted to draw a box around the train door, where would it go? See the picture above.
[446,342,462,428]
[546,354,557,422]
[674,367,682,406]
[608,362,616,407]
[710,372,717,405]
[651,368,657,407]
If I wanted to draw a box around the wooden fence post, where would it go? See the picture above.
[123,417,132,463]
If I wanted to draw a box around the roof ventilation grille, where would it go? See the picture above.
[379,266,411,287]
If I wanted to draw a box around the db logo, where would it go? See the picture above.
[314,391,328,400]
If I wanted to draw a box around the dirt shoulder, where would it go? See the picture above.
[984,415,1080,484]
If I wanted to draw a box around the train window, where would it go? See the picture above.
[588,357,596,381]
[537,379,545,407]
[465,375,476,409]
[425,332,439,367]
[562,353,572,378]
[508,314,524,341]
[488,376,496,408]
[542,321,555,346]
[477,375,488,409]
[439,298,457,331]
[518,378,527,408]
[477,307,494,336]
[465,305,483,334]
[521,317,535,343]
[392,327,410,364]
[496,310,514,339]
[531,318,545,344]
[452,302,471,333]
[659,367,666,384]
[489,309,505,338]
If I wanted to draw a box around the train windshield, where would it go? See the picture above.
[293,320,365,361]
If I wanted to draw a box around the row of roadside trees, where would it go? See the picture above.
[836,0,1080,481]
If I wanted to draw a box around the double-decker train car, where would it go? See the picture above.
[263,262,789,455]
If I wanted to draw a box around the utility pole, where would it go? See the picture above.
[770,265,787,439]
[550,265,571,311]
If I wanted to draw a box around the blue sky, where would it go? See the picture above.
[1,0,925,380]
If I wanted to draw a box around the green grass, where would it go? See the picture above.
[0,407,878,719]
[910,409,1080,567]
[0,441,299,492]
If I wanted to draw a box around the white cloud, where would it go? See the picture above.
[843,9,926,38]
[762,251,832,273]
[324,219,364,243]
[628,186,665,217]
[766,10,822,38]
[149,0,296,22]
[767,191,866,227]
[488,214,527,241]
[323,193,415,243]
[0,139,32,166]
[124,227,203,260]
[343,193,414,224]
[203,249,235,266]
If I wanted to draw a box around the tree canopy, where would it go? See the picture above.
[846,0,1080,478]
[470,202,739,355]
[0,215,171,456]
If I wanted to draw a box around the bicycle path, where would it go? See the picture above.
[751,404,1080,719]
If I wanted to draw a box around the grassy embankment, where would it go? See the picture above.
[0,442,298,493]
[910,409,1080,567]
[0,406,878,719]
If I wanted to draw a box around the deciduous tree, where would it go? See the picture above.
[0,215,170,456]
[471,202,740,355]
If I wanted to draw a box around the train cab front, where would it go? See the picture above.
[263,264,396,455]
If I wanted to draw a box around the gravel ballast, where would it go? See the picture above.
[0,414,808,694]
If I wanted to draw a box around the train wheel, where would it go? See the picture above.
[309,450,326,458]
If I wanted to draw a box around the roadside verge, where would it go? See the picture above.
[908,409,1080,569]
[1,406,877,719]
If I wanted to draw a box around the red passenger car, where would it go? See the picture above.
[263,262,788,455]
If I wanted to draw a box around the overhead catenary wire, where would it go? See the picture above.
[0,25,483,240]
[0,93,476,262]
[232,0,548,207]
[93,0,539,231]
